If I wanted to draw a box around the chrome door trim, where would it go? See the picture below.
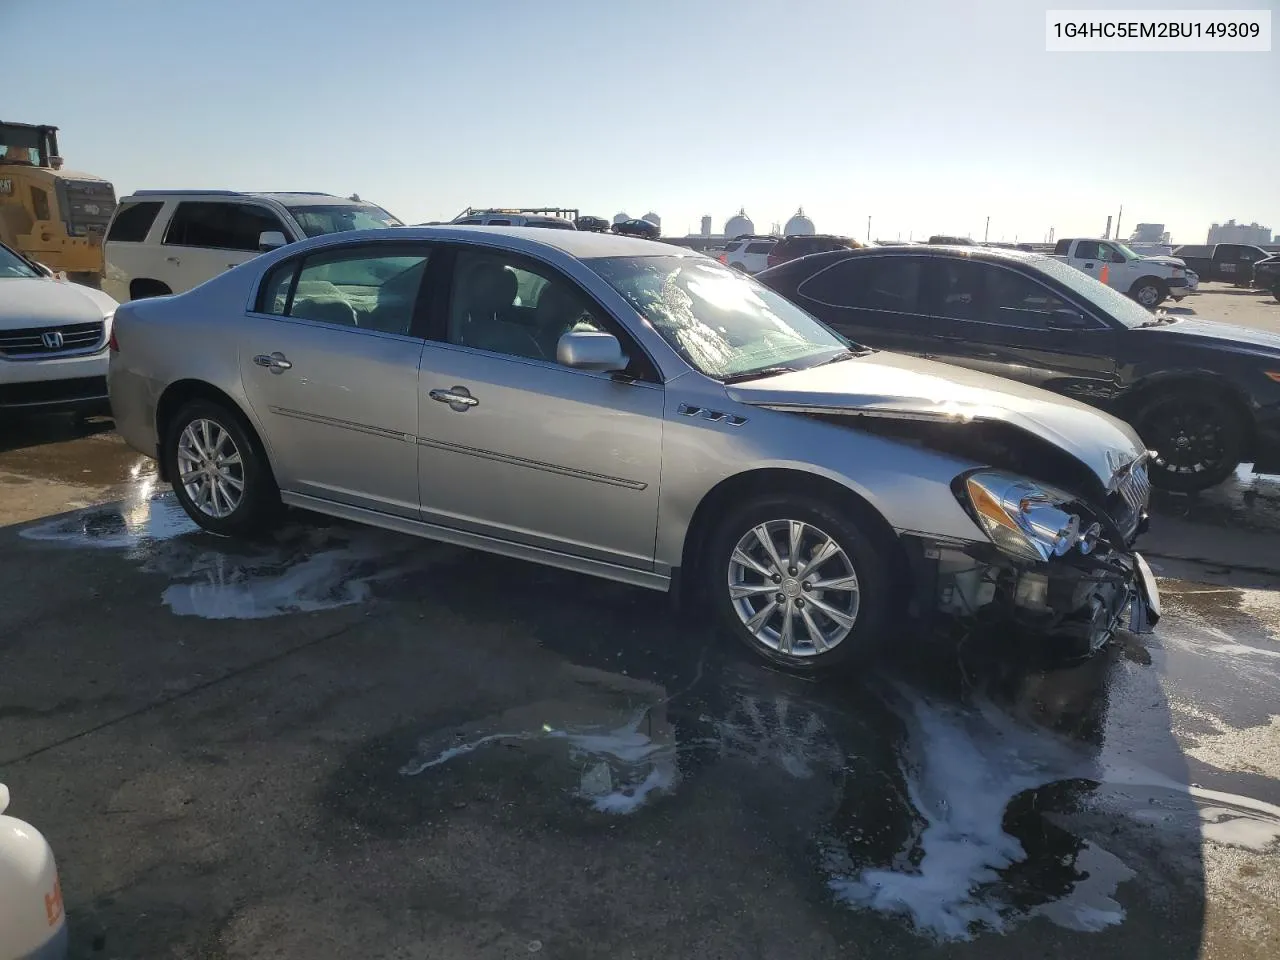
[268,406,414,443]
[280,491,670,591]
[415,435,648,490]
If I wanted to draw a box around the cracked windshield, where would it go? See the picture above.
[1,2,1276,959]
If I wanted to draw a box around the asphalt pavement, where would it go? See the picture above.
[1,286,1277,959]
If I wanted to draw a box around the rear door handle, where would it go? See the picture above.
[429,386,479,410]
[166,256,181,265]
[253,352,292,374]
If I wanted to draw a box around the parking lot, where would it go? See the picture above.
[2,284,1278,958]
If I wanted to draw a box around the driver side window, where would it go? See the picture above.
[445,250,604,363]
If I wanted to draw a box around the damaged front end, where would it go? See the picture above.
[904,461,1159,657]
[787,408,1161,656]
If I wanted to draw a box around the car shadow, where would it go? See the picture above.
[0,413,113,455]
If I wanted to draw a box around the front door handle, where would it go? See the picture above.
[166,256,181,265]
[429,386,479,411]
[253,352,292,374]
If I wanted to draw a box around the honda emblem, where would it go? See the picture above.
[41,331,65,349]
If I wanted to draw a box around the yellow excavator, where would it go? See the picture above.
[0,121,116,287]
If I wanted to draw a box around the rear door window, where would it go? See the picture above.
[164,202,288,251]
[107,201,163,242]
[723,241,743,253]
[256,244,431,335]
[799,256,924,313]
[745,242,774,254]
[924,259,987,321]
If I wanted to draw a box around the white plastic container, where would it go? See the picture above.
[0,784,68,960]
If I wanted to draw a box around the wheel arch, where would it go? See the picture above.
[675,467,909,606]
[154,379,273,483]
[1116,371,1257,458]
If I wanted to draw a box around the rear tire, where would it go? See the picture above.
[704,494,902,673]
[1273,280,1280,303]
[164,399,281,536]
[1132,390,1246,492]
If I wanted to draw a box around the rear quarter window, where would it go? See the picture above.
[107,201,163,242]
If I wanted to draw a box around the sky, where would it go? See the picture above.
[8,0,1278,245]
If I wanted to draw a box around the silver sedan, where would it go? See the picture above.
[109,226,1159,671]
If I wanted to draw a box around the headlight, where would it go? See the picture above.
[957,471,1083,562]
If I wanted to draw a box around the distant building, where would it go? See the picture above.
[1208,219,1273,245]
[700,215,712,237]
[642,211,661,231]
[1130,223,1169,244]
[613,212,629,225]
[784,207,815,236]
[725,207,754,238]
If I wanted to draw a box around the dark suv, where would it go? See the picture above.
[765,234,862,269]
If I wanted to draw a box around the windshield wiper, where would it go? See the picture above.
[816,349,865,365]
[721,365,798,384]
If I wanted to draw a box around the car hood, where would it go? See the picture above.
[1138,318,1280,355]
[726,352,1146,486]
[0,277,117,329]
[1138,256,1185,268]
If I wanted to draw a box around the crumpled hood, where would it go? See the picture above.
[0,277,117,330]
[1139,255,1185,268]
[727,352,1146,486]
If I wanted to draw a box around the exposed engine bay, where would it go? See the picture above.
[808,410,1158,655]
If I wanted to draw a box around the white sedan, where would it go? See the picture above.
[0,242,117,416]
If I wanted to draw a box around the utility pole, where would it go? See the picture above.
[867,216,871,243]
[1105,215,1112,239]
[984,216,990,243]
[1115,204,1124,241]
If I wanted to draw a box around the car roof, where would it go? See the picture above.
[121,190,358,206]
[760,243,1046,275]
[285,224,700,260]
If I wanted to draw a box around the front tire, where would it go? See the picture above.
[1272,280,1280,303]
[1133,390,1246,492]
[705,495,902,672]
[164,400,281,536]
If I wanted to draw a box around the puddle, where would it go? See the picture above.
[19,477,193,549]
[19,492,434,619]
[819,693,1132,941]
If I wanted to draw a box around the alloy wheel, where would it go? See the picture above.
[1136,284,1160,307]
[177,418,245,519]
[727,519,860,657]
[1147,402,1226,478]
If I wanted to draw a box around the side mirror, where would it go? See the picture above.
[32,261,56,278]
[1110,253,1127,264]
[1047,308,1089,330]
[557,331,629,372]
[258,230,287,252]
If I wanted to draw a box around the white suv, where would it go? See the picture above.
[1,240,117,416]
[103,191,401,302]
[721,237,777,274]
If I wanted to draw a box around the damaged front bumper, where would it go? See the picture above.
[902,528,1161,656]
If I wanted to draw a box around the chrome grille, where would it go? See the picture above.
[0,321,105,358]
[1116,460,1151,513]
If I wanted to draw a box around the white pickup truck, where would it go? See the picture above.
[1051,238,1191,308]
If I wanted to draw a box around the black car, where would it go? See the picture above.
[765,234,862,270]
[612,218,660,240]
[1253,255,1280,301]
[757,246,1280,491]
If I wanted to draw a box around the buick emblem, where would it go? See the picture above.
[41,331,65,349]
